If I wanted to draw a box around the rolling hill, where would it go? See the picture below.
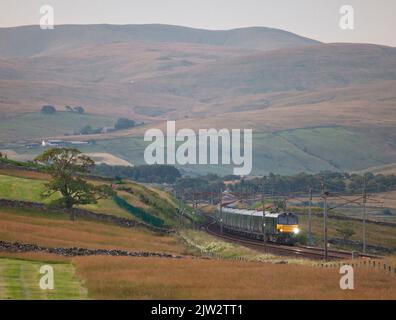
[136,43,396,98]
[0,24,395,174]
[0,24,319,58]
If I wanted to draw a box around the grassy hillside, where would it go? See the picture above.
[14,126,391,175]
[0,173,133,218]
[355,163,396,175]
[297,213,396,251]
[1,26,395,179]
[0,30,395,134]
[0,174,59,203]
[0,170,183,224]
[139,44,396,100]
[0,112,116,142]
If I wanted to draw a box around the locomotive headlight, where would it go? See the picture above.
[293,227,300,234]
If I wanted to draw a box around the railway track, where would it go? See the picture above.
[204,218,380,260]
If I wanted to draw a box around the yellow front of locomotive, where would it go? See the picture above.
[276,213,300,244]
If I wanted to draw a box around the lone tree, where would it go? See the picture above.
[35,148,114,219]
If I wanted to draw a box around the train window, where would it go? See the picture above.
[278,214,298,225]
[287,215,298,225]
[278,215,288,225]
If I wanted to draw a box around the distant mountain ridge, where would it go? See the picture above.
[0,24,396,174]
[0,24,320,57]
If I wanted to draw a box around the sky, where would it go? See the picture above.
[0,0,395,46]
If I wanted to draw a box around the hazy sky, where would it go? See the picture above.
[1,0,395,46]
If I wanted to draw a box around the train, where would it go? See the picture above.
[217,206,300,245]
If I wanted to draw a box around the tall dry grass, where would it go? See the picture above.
[73,256,396,300]
[0,209,184,254]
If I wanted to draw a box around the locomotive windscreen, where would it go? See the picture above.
[278,214,298,225]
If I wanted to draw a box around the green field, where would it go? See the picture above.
[78,126,396,175]
[0,112,116,142]
[278,127,395,171]
[0,258,87,299]
[6,126,396,175]
[0,174,133,219]
[0,174,59,203]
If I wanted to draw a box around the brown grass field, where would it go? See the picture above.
[0,206,395,299]
[0,208,184,254]
[73,256,396,299]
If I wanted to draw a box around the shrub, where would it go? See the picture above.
[114,118,135,130]
[41,105,56,114]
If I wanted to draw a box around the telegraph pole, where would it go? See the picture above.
[219,188,223,234]
[321,181,329,261]
[308,188,313,246]
[271,188,274,208]
[363,176,367,253]
[261,185,266,245]
[179,193,184,226]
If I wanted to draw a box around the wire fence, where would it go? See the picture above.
[316,259,396,277]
